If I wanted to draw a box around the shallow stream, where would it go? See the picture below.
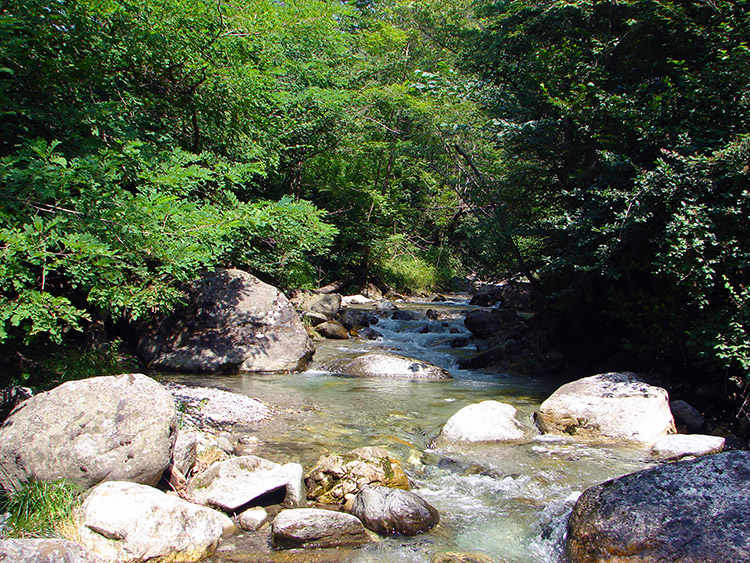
[163,298,656,563]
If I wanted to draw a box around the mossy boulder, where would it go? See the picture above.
[304,446,409,506]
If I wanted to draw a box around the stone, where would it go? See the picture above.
[649,434,725,460]
[391,310,427,321]
[431,552,498,563]
[670,399,706,432]
[376,300,398,311]
[305,446,410,505]
[339,308,379,330]
[0,539,104,563]
[434,401,528,447]
[567,451,750,563]
[536,372,676,444]
[168,384,269,429]
[79,481,233,563]
[351,485,439,536]
[342,294,373,305]
[188,455,306,513]
[271,508,372,549]
[323,352,452,380]
[316,320,350,339]
[0,374,176,492]
[237,507,268,531]
[138,269,314,373]
[463,309,514,339]
[357,327,383,340]
[361,283,384,301]
[172,431,199,476]
[291,292,342,320]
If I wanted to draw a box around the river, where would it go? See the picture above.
[163,297,656,563]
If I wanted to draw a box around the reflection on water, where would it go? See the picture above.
[162,299,656,563]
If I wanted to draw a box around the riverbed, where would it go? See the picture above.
[162,298,656,562]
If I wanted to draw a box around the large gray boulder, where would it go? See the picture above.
[0,374,176,492]
[567,451,750,563]
[305,446,410,505]
[536,372,676,444]
[351,485,439,536]
[79,481,234,563]
[434,401,529,447]
[188,455,306,513]
[138,269,314,373]
[324,352,452,380]
[0,539,104,563]
[167,384,270,429]
[271,508,372,549]
[339,308,379,330]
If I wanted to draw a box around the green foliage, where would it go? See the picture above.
[0,480,82,538]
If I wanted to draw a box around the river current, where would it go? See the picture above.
[164,297,656,563]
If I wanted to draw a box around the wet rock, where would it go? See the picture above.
[316,320,350,340]
[351,485,439,536]
[567,451,750,563]
[391,310,427,321]
[339,308,379,330]
[188,455,306,513]
[536,372,676,444]
[670,399,706,433]
[271,508,372,549]
[357,327,384,340]
[434,401,529,447]
[168,384,270,429]
[79,481,233,563]
[305,446,409,505]
[0,374,176,492]
[649,434,725,461]
[138,268,314,373]
[237,506,268,531]
[431,552,499,563]
[323,352,452,380]
[290,292,342,320]
[0,539,104,563]
[376,300,398,311]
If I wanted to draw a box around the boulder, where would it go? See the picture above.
[670,399,706,433]
[291,292,342,320]
[649,434,725,461]
[357,327,384,340]
[0,539,104,563]
[316,320,350,340]
[342,294,373,305]
[271,508,372,549]
[339,308,379,330]
[305,446,409,505]
[168,384,269,429]
[323,352,452,380]
[78,481,233,563]
[567,451,750,563]
[463,310,510,339]
[172,431,199,476]
[351,485,439,536]
[434,401,528,447]
[391,310,427,321]
[536,372,676,444]
[361,283,384,301]
[138,269,314,373]
[376,300,398,311]
[188,455,306,513]
[0,374,176,492]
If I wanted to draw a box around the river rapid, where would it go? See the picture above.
[163,297,657,563]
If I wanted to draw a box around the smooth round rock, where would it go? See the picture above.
[351,485,439,536]
[435,400,528,447]
[324,352,452,380]
[271,508,372,549]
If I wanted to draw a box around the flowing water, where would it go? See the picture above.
[163,298,656,563]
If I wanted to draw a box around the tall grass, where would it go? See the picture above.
[0,479,82,538]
